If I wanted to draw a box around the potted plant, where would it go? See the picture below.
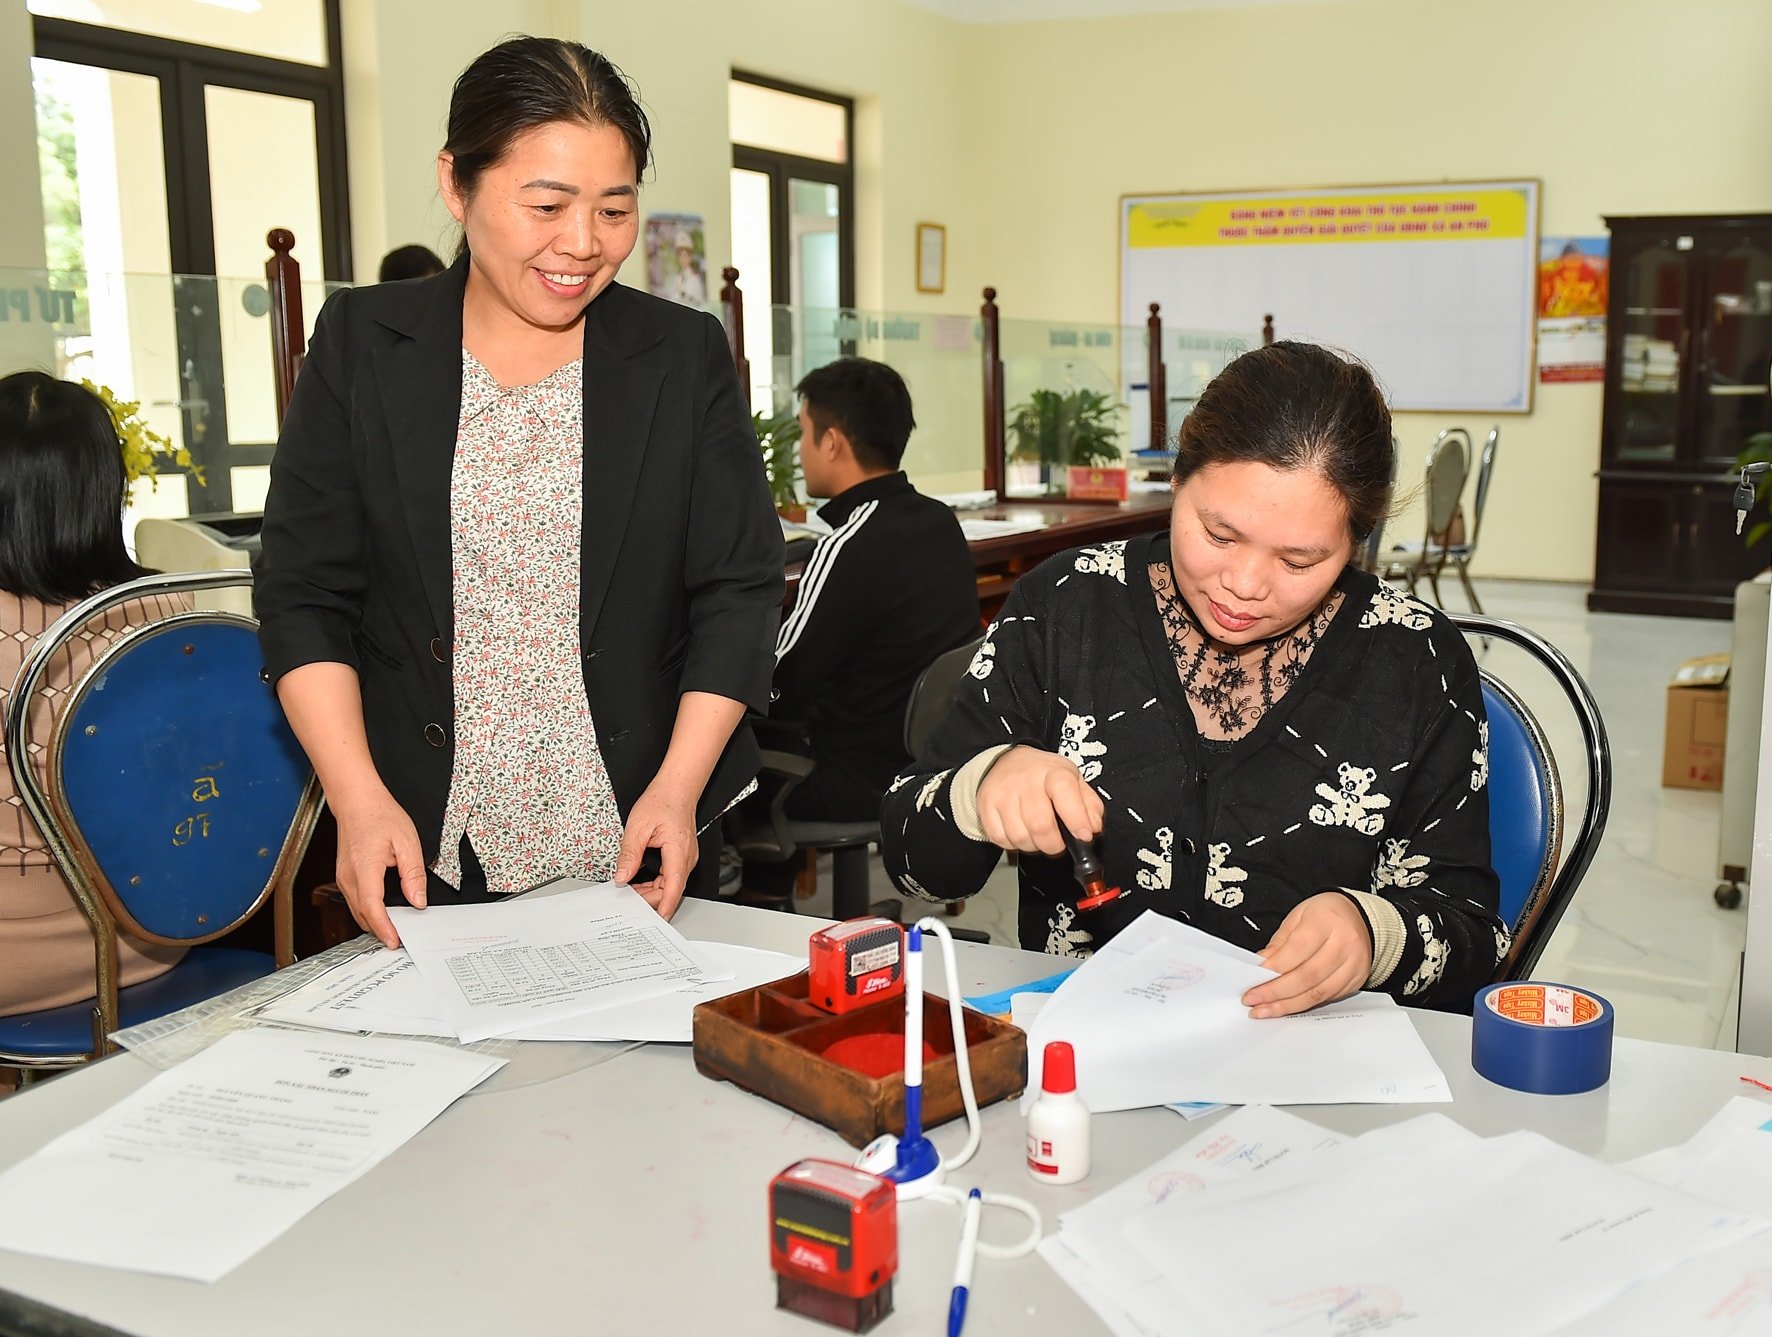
[1006,387,1122,494]
[753,408,804,521]
[85,379,202,490]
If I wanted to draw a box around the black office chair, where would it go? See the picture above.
[730,636,986,925]
[1448,614,1611,980]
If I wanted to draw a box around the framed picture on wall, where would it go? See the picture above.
[916,222,946,294]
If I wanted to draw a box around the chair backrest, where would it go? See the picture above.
[1447,613,1611,982]
[132,519,256,617]
[903,635,987,760]
[6,572,319,999]
[1465,427,1501,553]
[1421,428,1471,546]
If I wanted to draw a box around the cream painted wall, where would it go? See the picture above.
[7,0,1768,572]
[968,0,1772,583]
[346,0,980,314]
[339,0,576,278]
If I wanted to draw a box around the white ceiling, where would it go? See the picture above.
[896,0,1338,22]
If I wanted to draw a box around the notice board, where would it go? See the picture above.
[1121,180,1541,412]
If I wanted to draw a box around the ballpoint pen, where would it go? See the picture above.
[948,1186,983,1337]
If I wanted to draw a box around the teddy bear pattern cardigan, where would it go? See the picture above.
[879,532,1508,1013]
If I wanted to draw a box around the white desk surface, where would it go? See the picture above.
[3,899,1771,1337]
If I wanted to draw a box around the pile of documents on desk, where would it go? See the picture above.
[1042,1099,1772,1337]
[0,883,802,1284]
[257,880,801,1045]
[1012,912,1452,1111]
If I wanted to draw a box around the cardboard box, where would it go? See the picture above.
[1664,653,1730,791]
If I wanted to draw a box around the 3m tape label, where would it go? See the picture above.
[1487,984,1602,1027]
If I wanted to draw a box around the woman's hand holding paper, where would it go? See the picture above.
[1243,892,1372,1019]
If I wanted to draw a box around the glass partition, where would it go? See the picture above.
[739,301,1257,507]
[996,316,1255,501]
[1159,325,1259,436]
[759,304,985,500]
[0,263,1254,544]
[0,264,347,536]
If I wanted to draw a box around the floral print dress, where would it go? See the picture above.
[880,532,1505,1013]
[433,352,626,894]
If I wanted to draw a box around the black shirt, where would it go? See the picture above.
[773,472,980,803]
[880,533,1505,1013]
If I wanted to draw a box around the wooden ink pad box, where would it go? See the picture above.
[691,973,1027,1148]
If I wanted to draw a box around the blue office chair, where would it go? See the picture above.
[1448,614,1611,981]
[0,571,321,1078]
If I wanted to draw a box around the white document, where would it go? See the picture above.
[1624,1095,1772,1211]
[959,515,1050,541]
[1043,1108,1468,1337]
[508,943,802,1042]
[0,1028,502,1282]
[389,883,711,1042]
[1062,1105,1347,1270]
[255,948,455,1038]
[1022,928,1449,1111]
[936,489,1001,511]
[1126,1129,1768,1337]
[1549,1232,1772,1335]
[1549,1098,1772,1335]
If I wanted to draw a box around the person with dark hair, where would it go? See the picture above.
[0,371,187,1015]
[378,244,445,283]
[737,357,978,908]
[882,342,1504,1014]
[255,36,783,948]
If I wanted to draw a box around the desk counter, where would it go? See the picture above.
[2,901,1767,1337]
[786,495,1173,619]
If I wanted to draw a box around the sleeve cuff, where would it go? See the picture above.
[950,745,1017,842]
[1338,888,1409,988]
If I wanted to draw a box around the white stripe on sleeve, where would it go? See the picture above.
[775,499,879,662]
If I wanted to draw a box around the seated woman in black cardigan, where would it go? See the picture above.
[881,342,1504,1016]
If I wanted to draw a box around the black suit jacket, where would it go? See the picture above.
[254,260,784,895]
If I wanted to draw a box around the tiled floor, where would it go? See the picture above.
[790,578,1749,1052]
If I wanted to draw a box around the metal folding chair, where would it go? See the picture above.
[1448,614,1611,981]
[1442,427,1500,614]
[0,572,320,1077]
[1383,428,1471,606]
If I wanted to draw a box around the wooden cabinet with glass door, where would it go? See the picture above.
[1591,214,1772,617]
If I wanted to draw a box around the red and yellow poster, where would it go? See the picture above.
[1537,237,1608,383]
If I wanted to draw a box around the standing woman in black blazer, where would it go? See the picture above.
[255,37,783,947]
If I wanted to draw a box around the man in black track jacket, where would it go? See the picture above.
[740,358,980,905]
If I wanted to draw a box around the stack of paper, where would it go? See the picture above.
[1018,911,1450,1111]
[0,1028,504,1281]
[959,515,1051,541]
[936,489,1001,510]
[1042,1104,1771,1337]
[1552,1096,1772,1334]
[259,882,800,1045]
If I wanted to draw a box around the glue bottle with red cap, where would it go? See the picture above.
[1026,1040,1091,1185]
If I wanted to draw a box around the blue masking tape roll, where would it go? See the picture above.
[1471,981,1614,1095]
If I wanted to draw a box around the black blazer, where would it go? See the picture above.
[255,260,784,894]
